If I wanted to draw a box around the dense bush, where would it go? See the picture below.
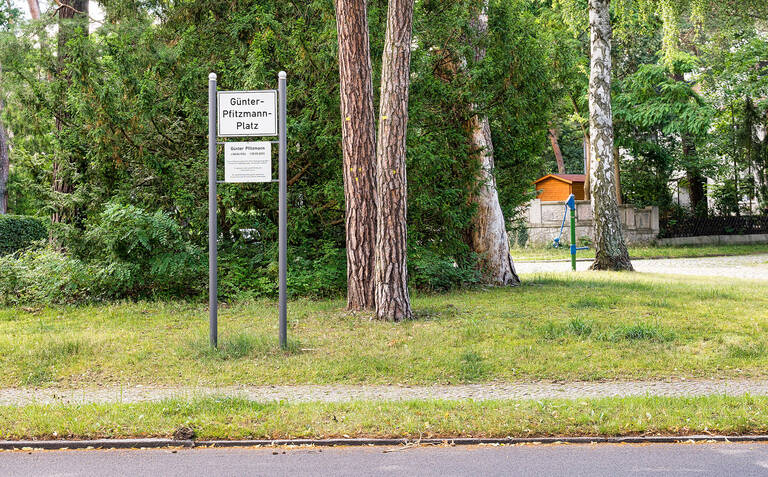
[82,202,206,297]
[409,248,479,292]
[0,204,205,304]
[0,215,47,256]
[0,248,129,304]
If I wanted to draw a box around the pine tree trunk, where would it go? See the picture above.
[587,0,633,271]
[0,113,8,215]
[374,0,414,321]
[0,64,8,214]
[27,0,41,19]
[52,0,88,224]
[465,2,519,287]
[549,129,566,174]
[335,0,377,311]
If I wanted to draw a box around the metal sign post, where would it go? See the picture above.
[208,73,218,348]
[208,71,288,349]
[278,72,288,350]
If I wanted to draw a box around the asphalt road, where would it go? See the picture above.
[2,443,768,477]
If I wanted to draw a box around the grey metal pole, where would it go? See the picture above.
[208,72,218,349]
[278,71,288,349]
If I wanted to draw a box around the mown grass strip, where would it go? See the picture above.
[513,244,768,261]
[0,272,767,386]
[1,395,767,440]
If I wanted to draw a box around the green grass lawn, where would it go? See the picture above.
[512,243,768,261]
[1,272,767,387]
[2,395,768,440]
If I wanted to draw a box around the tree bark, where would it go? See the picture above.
[0,64,8,214]
[549,128,566,174]
[0,110,8,215]
[465,2,519,287]
[374,0,414,321]
[52,0,88,224]
[27,0,41,19]
[587,0,633,271]
[335,0,377,311]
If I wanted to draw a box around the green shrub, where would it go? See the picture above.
[0,248,132,305]
[0,215,47,255]
[84,202,205,297]
[409,248,479,292]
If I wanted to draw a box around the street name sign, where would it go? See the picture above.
[217,90,278,137]
[209,72,288,350]
[224,142,271,183]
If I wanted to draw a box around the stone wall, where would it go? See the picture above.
[525,199,659,246]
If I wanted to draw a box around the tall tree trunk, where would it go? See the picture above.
[335,0,377,311]
[0,62,9,214]
[27,0,41,19]
[0,97,8,215]
[466,2,519,287]
[52,0,88,224]
[549,128,566,174]
[374,0,414,321]
[587,0,633,271]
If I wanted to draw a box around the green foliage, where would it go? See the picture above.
[614,61,714,211]
[0,204,205,304]
[0,248,128,304]
[409,247,479,293]
[0,0,556,302]
[0,215,47,256]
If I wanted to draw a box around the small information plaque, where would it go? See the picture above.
[224,142,272,183]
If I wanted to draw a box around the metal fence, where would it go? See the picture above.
[658,215,768,238]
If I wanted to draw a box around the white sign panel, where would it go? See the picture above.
[218,90,278,137]
[224,142,272,183]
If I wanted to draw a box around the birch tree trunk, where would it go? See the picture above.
[374,0,414,321]
[587,0,633,271]
[335,0,377,311]
[52,0,88,224]
[466,2,520,287]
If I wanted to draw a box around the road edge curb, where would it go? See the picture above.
[3,435,768,450]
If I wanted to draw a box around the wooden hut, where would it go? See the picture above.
[533,174,586,201]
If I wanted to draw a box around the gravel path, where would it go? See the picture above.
[514,253,768,280]
[3,379,768,406]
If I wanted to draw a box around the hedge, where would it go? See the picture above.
[0,215,47,255]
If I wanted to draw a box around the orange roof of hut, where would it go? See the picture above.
[533,174,586,201]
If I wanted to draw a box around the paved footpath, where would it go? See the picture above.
[3,443,768,476]
[3,379,768,406]
[515,253,768,280]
